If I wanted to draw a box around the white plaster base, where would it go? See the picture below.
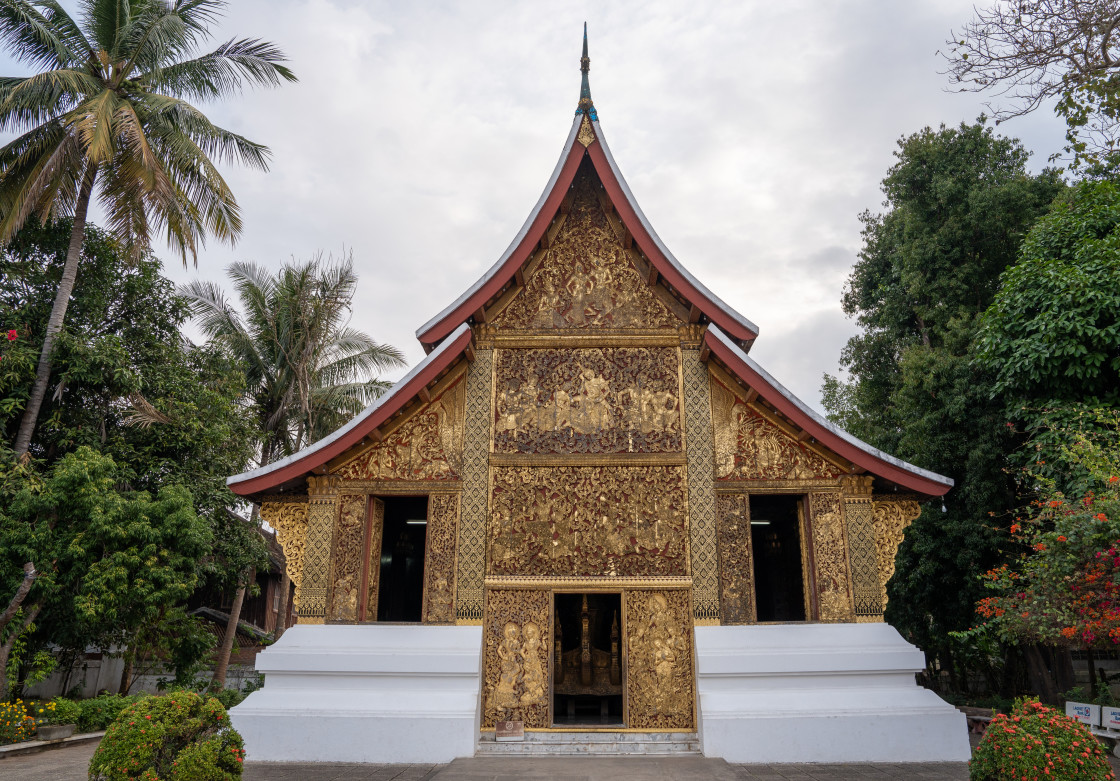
[694,623,971,763]
[229,624,483,763]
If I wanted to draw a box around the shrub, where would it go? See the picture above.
[970,698,1113,780]
[0,698,36,744]
[88,691,244,781]
[46,698,82,726]
[77,695,144,733]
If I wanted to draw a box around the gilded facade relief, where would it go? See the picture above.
[328,495,367,622]
[488,466,689,578]
[365,498,385,621]
[491,169,678,331]
[716,494,755,624]
[872,499,922,610]
[259,500,307,611]
[336,378,465,481]
[683,349,720,622]
[493,347,682,454]
[808,492,853,622]
[483,589,551,728]
[626,590,695,730]
[422,494,460,624]
[456,350,493,623]
[711,378,843,481]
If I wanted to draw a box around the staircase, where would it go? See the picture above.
[477,731,701,756]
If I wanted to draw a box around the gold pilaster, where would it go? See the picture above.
[302,475,342,624]
[840,475,880,620]
[681,348,719,623]
[456,348,494,623]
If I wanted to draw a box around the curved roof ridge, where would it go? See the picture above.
[704,325,953,496]
[228,322,473,495]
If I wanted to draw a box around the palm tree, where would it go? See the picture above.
[0,0,297,458]
[182,253,405,683]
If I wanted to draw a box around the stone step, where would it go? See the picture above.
[477,731,701,756]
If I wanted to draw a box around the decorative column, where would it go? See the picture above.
[301,475,342,624]
[839,475,880,622]
[456,348,493,623]
[259,500,308,615]
[872,497,923,614]
[682,347,719,623]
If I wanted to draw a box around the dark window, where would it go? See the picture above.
[749,494,806,622]
[376,496,428,622]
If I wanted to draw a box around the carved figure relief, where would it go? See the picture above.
[711,378,842,481]
[483,589,551,728]
[717,494,756,624]
[493,347,682,454]
[491,168,678,331]
[422,494,460,623]
[328,495,367,621]
[488,466,688,577]
[872,499,922,610]
[336,378,465,481]
[260,501,308,611]
[808,492,853,622]
[626,590,695,730]
[365,497,385,621]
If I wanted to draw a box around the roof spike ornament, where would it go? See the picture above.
[577,22,597,121]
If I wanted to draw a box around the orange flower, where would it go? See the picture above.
[1057,535,1067,542]
[1096,513,1108,522]
[1010,523,1021,533]
[1109,476,1118,483]
[1035,543,1047,551]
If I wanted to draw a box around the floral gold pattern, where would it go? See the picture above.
[716,494,755,624]
[260,500,307,611]
[456,350,493,622]
[482,588,551,728]
[683,351,719,621]
[808,492,853,622]
[422,494,460,624]
[487,466,688,578]
[872,499,922,612]
[328,495,367,621]
[626,589,695,730]
[491,168,678,331]
[493,347,681,454]
[302,476,342,622]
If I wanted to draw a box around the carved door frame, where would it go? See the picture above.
[550,588,628,729]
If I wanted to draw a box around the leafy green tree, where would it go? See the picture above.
[823,121,1065,690]
[945,0,1120,170]
[182,254,404,685]
[0,0,296,458]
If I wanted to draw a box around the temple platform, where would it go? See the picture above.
[694,623,971,763]
[229,624,483,763]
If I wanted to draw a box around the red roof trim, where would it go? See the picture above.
[703,328,952,497]
[228,326,474,497]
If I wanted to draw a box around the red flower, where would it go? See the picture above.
[1010,524,1021,534]
[1096,513,1108,522]
[1110,476,1119,484]
[1057,536,1067,542]
[5,330,15,341]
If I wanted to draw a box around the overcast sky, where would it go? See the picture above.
[1,1,1068,414]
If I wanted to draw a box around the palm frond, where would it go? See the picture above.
[124,392,173,427]
[141,37,296,100]
[0,69,100,131]
[0,0,81,70]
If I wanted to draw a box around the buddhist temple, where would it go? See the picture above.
[228,28,970,764]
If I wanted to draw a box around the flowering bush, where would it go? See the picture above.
[40,698,81,727]
[88,691,244,781]
[76,694,144,733]
[970,699,1112,780]
[0,698,36,744]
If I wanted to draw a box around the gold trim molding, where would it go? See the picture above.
[488,452,686,468]
[484,576,693,590]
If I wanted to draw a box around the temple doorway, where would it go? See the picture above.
[749,494,807,622]
[552,592,624,726]
[376,496,428,622]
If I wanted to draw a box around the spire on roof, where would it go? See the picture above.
[577,22,597,120]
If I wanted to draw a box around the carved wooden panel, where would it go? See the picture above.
[711,376,843,481]
[482,588,551,729]
[488,466,689,578]
[457,350,493,622]
[808,492,853,622]
[626,589,695,730]
[335,378,465,481]
[422,494,459,624]
[365,497,384,621]
[328,495,367,622]
[491,168,678,330]
[260,501,307,611]
[683,348,719,621]
[717,494,756,624]
[872,499,922,611]
[302,476,342,622]
[493,347,682,454]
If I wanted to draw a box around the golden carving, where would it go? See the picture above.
[365,497,385,620]
[482,589,551,728]
[491,169,678,331]
[840,475,874,496]
[808,492,853,622]
[487,466,688,578]
[260,501,308,611]
[456,349,493,622]
[872,498,922,611]
[493,347,682,454]
[328,495,367,621]
[336,379,465,481]
[711,377,843,481]
[626,590,695,730]
[683,349,720,621]
[843,497,881,618]
[717,494,755,624]
[577,114,595,148]
[302,476,342,622]
[422,494,460,623]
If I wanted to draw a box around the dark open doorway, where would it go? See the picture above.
[376,496,428,622]
[749,494,806,622]
[552,592,624,726]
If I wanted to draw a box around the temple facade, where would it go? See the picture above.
[228,32,969,763]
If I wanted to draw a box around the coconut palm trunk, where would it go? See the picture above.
[212,570,249,689]
[12,166,96,458]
